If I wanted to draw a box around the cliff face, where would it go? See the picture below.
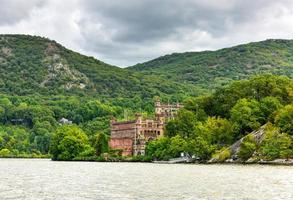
[209,125,267,163]
[232,126,266,159]
[209,124,293,165]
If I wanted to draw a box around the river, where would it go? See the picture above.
[0,159,292,200]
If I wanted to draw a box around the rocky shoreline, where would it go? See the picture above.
[1,157,293,165]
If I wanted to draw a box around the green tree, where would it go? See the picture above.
[259,96,282,122]
[165,109,197,138]
[81,117,110,137]
[231,99,263,136]
[211,75,293,118]
[0,148,11,157]
[168,135,187,158]
[199,117,235,146]
[146,137,171,160]
[0,106,5,122]
[183,96,209,121]
[92,132,109,156]
[261,125,292,160]
[212,147,231,162]
[237,134,257,161]
[50,125,89,160]
[186,137,215,160]
[275,104,293,135]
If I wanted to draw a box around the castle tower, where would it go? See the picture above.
[155,100,161,115]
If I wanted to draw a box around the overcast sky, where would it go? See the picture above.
[1,0,293,67]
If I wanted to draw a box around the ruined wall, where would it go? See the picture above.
[109,138,133,156]
[111,121,136,138]
[109,121,137,156]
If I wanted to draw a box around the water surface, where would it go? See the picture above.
[0,159,292,200]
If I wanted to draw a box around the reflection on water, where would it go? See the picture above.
[0,159,292,200]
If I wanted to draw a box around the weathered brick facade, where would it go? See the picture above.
[109,100,183,156]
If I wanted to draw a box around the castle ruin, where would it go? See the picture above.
[109,100,183,156]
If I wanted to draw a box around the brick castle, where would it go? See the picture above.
[109,100,183,156]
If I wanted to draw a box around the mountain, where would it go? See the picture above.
[1,35,293,101]
[0,34,292,159]
[130,39,293,91]
[0,34,194,100]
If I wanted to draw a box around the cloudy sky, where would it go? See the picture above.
[1,0,293,67]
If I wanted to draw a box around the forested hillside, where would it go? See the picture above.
[0,34,195,100]
[0,34,194,158]
[130,39,293,91]
[0,34,292,161]
[147,75,293,162]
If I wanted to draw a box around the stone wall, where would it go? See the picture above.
[109,138,133,156]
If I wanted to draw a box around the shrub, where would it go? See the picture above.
[260,126,293,160]
[275,104,293,135]
[0,148,11,157]
[216,147,231,162]
[237,134,257,161]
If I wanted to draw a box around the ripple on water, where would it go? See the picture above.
[0,159,292,200]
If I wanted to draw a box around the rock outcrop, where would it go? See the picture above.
[209,125,267,163]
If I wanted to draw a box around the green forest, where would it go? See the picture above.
[130,39,293,91]
[0,74,291,162]
[147,75,293,162]
[0,35,292,162]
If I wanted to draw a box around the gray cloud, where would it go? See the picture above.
[0,0,45,25]
[1,0,293,66]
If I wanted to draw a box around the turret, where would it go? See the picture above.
[135,113,142,123]
[155,100,161,115]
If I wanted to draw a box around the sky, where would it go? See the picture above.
[1,0,293,67]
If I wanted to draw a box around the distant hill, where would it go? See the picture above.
[0,34,194,100]
[1,35,293,101]
[129,39,293,90]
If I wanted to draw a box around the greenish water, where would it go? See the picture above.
[0,159,292,200]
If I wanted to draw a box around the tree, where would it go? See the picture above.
[259,96,282,122]
[212,147,231,162]
[164,120,178,138]
[50,125,89,160]
[275,104,293,135]
[237,134,257,161]
[92,132,109,156]
[33,134,50,154]
[199,117,235,146]
[146,137,171,160]
[183,96,209,121]
[81,117,110,137]
[185,137,215,161]
[0,148,11,157]
[165,109,198,139]
[0,97,12,123]
[0,106,5,122]
[261,126,292,160]
[230,99,263,136]
[168,135,187,158]
[210,74,293,118]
